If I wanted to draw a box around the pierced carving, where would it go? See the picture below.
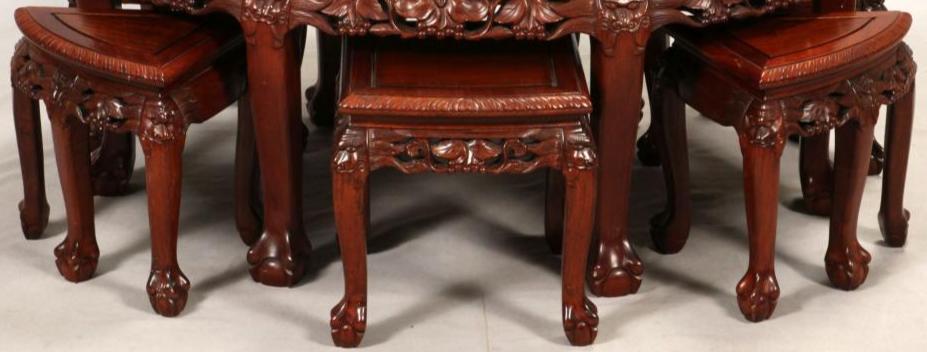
[322,0,388,35]
[11,41,189,145]
[496,0,564,39]
[166,0,803,41]
[737,44,916,147]
[369,129,562,174]
[332,122,596,176]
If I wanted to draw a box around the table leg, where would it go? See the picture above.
[306,32,341,129]
[243,25,311,287]
[587,34,645,297]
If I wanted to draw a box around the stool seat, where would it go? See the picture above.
[15,7,242,88]
[338,38,592,119]
[670,11,911,90]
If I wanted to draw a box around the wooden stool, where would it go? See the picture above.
[12,6,254,317]
[329,37,599,347]
[649,11,914,321]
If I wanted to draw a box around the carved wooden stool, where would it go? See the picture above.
[12,6,255,317]
[648,11,914,321]
[330,37,599,347]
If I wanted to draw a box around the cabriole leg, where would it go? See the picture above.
[735,113,784,322]
[140,130,190,317]
[825,119,875,290]
[48,108,98,282]
[560,166,599,346]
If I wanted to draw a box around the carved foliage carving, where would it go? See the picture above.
[332,122,597,175]
[740,44,916,148]
[167,0,803,41]
[11,41,187,145]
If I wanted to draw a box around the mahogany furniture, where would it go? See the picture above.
[795,0,912,247]
[152,0,804,297]
[11,5,256,316]
[14,0,142,240]
[330,37,598,347]
[647,10,914,321]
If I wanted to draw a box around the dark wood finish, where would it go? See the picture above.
[650,11,914,321]
[330,37,598,346]
[879,81,914,246]
[242,26,312,287]
[12,87,50,239]
[11,0,135,240]
[234,91,263,246]
[151,0,800,303]
[12,7,249,316]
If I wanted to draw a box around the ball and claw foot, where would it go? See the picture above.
[146,267,191,317]
[588,243,644,297]
[563,298,599,346]
[19,200,49,239]
[879,209,910,247]
[825,244,871,291]
[246,233,309,287]
[331,297,367,348]
[736,271,780,322]
[54,238,99,283]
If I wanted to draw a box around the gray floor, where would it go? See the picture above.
[2,1,927,351]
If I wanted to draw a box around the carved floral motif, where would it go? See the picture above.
[332,123,597,175]
[161,0,805,41]
[739,44,916,148]
[11,41,188,145]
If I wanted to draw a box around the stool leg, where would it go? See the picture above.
[799,134,834,216]
[13,88,49,239]
[140,129,190,317]
[235,92,263,246]
[90,131,135,197]
[825,119,874,290]
[48,108,98,282]
[330,160,369,348]
[649,85,691,254]
[561,167,599,346]
[735,116,783,322]
[545,170,564,255]
[879,82,914,247]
